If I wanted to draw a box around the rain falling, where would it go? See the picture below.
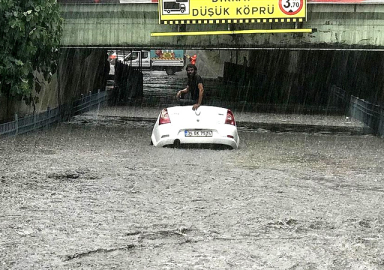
[1,0,384,268]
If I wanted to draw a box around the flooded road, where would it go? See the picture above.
[1,116,383,269]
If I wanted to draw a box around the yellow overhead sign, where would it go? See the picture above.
[159,0,307,24]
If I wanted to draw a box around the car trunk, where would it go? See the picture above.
[167,106,227,128]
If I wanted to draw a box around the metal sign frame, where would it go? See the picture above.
[158,0,307,24]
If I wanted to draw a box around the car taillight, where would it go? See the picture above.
[225,110,236,126]
[159,108,171,125]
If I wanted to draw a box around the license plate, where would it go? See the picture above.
[185,130,213,137]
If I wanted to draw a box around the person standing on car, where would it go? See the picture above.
[176,64,204,111]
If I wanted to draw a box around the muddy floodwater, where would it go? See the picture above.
[1,112,384,269]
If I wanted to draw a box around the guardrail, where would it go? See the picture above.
[73,90,107,115]
[349,96,384,136]
[330,85,384,137]
[0,90,107,137]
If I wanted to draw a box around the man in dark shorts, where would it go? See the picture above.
[176,64,204,110]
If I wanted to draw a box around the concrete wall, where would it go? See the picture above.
[187,50,250,79]
[57,48,109,105]
[225,49,384,108]
[0,48,109,122]
[0,72,59,122]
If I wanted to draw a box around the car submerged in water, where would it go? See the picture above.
[151,105,240,149]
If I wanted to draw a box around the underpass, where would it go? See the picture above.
[50,1,384,134]
[2,1,384,267]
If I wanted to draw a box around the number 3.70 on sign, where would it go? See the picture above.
[279,0,304,15]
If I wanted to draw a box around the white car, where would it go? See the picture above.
[151,105,240,149]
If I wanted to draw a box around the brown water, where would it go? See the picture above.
[1,117,383,269]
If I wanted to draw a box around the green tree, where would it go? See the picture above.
[0,0,62,112]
